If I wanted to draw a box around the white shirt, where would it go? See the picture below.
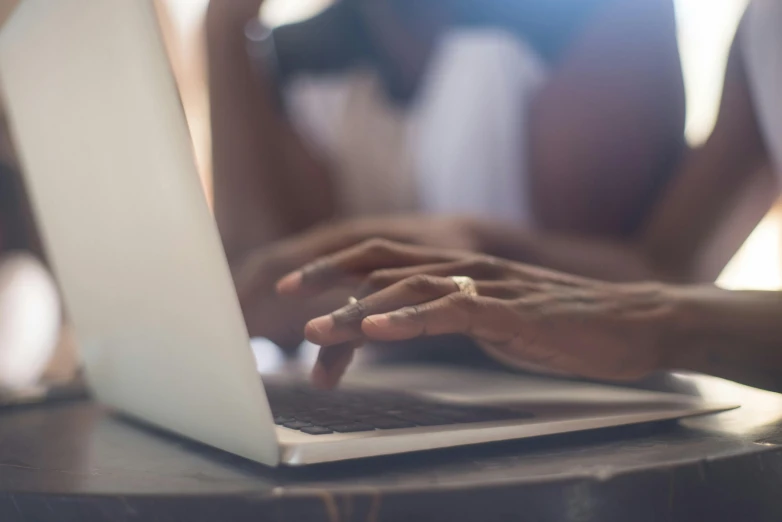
[744,0,782,176]
[284,29,547,222]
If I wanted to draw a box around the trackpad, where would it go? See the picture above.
[342,364,698,407]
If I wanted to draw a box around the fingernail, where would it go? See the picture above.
[305,315,335,344]
[276,271,302,294]
[364,314,392,330]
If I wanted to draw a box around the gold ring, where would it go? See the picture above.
[450,276,478,297]
[348,296,359,305]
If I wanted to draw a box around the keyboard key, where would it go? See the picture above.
[292,413,315,422]
[329,423,376,433]
[301,426,334,435]
[310,416,350,426]
[283,420,312,430]
[266,382,534,432]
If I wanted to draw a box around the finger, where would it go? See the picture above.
[236,225,369,301]
[305,277,523,346]
[361,294,515,342]
[361,296,574,375]
[234,249,283,306]
[311,341,361,390]
[304,275,460,346]
[362,279,526,301]
[276,239,458,296]
[359,258,513,296]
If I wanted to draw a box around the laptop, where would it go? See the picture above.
[0,0,731,466]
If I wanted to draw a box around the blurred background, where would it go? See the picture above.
[159,0,779,291]
[0,0,775,388]
[0,0,775,289]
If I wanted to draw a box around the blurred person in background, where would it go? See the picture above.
[208,0,686,349]
[268,0,782,392]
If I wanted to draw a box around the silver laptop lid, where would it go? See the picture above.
[0,0,278,465]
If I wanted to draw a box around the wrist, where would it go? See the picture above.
[651,284,718,371]
[609,281,693,373]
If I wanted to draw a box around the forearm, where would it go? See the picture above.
[467,218,661,283]
[666,287,782,392]
[207,4,286,261]
[478,95,769,286]
[207,6,337,264]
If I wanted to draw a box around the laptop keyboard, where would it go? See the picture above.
[265,383,534,436]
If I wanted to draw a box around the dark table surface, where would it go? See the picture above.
[3,356,782,522]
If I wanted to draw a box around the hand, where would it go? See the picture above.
[276,240,678,388]
[234,216,479,348]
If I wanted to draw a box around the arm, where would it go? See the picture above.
[529,0,686,236]
[277,241,782,392]
[206,2,335,265]
[668,287,782,392]
[638,26,772,281]
[471,24,772,283]
[236,34,767,299]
